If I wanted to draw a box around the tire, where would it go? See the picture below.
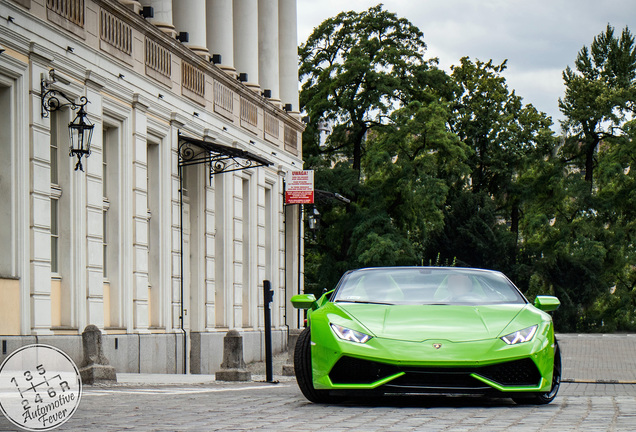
[514,341,561,405]
[294,327,332,403]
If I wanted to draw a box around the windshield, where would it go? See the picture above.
[333,267,526,306]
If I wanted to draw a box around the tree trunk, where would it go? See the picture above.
[584,137,598,185]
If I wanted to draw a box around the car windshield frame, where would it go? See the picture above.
[332,267,528,306]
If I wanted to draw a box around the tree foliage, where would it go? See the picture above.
[300,7,636,332]
[559,24,636,185]
[299,4,434,174]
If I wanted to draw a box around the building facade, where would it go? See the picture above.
[0,0,304,374]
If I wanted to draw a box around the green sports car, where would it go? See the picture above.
[291,267,561,404]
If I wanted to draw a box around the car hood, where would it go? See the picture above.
[336,303,527,342]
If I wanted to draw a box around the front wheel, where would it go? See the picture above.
[514,341,561,405]
[294,327,332,403]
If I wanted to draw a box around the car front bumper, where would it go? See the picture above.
[310,322,556,394]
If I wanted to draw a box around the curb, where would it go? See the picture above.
[562,378,636,385]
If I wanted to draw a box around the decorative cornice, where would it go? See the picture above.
[132,93,150,111]
[170,112,188,128]
[85,70,106,90]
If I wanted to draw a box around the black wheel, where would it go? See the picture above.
[514,341,561,405]
[294,327,331,403]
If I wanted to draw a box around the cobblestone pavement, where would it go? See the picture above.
[558,334,636,383]
[0,334,635,431]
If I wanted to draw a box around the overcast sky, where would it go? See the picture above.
[296,0,636,127]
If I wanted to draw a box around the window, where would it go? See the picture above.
[0,83,14,276]
[147,140,160,327]
[50,127,58,185]
[102,130,108,278]
[51,199,59,273]
[102,122,122,327]
[50,114,60,273]
[102,135,107,197]
[102,209,108,278]
[49,110,65,275]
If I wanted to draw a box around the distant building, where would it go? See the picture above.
[0,0,304,373]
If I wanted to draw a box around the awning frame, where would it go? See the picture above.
[177,133,272,176]
[176,131,273,374]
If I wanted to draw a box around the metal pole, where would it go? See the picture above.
[297,205,302,326]
[179,160,187,374]
[282,179,288,330]
[263,280,273,382]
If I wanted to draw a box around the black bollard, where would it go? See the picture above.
[263,280,274,382]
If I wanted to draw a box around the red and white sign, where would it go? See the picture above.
[285,170,314,204]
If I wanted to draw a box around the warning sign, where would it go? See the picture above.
[285,170,314,204]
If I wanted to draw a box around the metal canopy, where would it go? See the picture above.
[177,133,272,175]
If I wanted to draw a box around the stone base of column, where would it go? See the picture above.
[154,23,178,39]
[215,369,251,381]
[80,364,117,384]
[218,65,237,78]
[187,45,210,61]
[246,82,261,93]
[119,0,142,14]
[267,98,282,109]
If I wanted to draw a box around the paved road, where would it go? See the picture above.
[0,334,635,431]
[13,382,636,432]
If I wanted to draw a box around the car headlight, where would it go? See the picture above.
[500,325,538,345]
[330,323,372,344]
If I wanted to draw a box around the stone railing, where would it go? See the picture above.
[240,97,258,132]
[100,8,132,55]
[47,0,85,27]
[214,81,234,119]
[145,37,172,87]
[182,61,205,104]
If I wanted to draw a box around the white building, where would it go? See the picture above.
[0,0,304,374]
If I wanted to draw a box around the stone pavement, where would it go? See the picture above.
[558,333,636,383]
[0,334,635,431]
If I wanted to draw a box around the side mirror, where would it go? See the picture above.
[290,294,317,310]
[534,295,560,312]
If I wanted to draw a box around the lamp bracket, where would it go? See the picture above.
[41,71,88,118]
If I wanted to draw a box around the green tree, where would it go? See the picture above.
[300,5,453,293]
[559,24,636,185]
[299,4,434,176]
[522,25,636,331]
[428,58,555,271]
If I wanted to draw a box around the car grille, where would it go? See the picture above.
[329,356,541,391]
[329,356,400,384]
[478,358,541,386]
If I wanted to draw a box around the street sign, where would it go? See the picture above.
[285,170,314,204]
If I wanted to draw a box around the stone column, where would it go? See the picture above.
[173,0,210,59]
[206,0,236,75]
[278,0,299,113]
[141,0,176,38]
[84,71,106,330]
[258,0,280,105]
[131,94,150,331]
[233,0,260,91]
[29,48,55,334]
